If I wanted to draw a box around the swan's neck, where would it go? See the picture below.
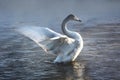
[62,19,81,40]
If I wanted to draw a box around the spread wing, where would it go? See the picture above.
[16,26,75,54]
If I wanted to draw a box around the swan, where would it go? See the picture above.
[16,14,83,63]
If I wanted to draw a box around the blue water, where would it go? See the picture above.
[0,0,120,80]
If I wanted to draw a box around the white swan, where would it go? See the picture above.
[16,14,83,63]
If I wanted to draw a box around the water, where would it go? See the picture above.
[0,0,120,80]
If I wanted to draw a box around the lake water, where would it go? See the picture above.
[0,0,120,80]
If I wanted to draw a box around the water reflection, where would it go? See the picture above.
[41,62,87,80]
[1,52,87,80]
[61,62,86,80]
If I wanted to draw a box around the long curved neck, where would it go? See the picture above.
[62,18,70,36]
[61,18,81,40]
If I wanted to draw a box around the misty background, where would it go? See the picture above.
[0,0,120,28]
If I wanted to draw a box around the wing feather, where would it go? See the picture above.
[16,26,75,54]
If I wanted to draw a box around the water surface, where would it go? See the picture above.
[0,0,120,80]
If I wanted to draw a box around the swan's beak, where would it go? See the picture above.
[76,19,82,22]
[77,19,82,22]
[75,17,82,22]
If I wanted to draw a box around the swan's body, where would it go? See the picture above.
[17,14,83,63]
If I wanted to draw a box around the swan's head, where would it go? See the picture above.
[67,14,82,22]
